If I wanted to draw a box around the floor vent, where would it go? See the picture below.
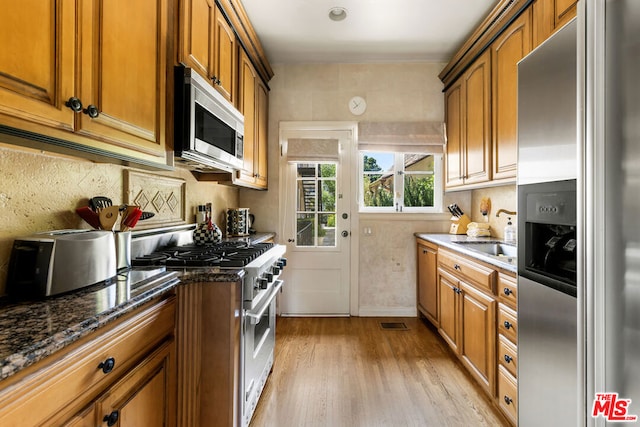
[380,322,408,330]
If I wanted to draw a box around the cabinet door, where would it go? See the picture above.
[459,281,496,395]
[444,79,464,188]
[491,9,531,181]
[417,241,438,324]
[0,0,75,131]
[255,78,269,188]
[213,6,236,103]
[77,0,168,157]
[64,405,96,427]
[238,50,257,185]
[178,0,216,80]
[95,340,175,427]
[437,269,459,352]
[555,0,577,29]
[532,0,555,49]
[463,50,492,185]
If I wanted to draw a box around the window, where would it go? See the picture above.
[359,152,443,213]
[295,163,337,247]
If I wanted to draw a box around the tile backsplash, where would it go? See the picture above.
[0,142,238,295]
[470,185,517,240]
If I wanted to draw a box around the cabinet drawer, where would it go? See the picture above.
[498,334,518,378]
[0,297,176,426]
[498,365,518,425]
[498,303,518,344]
[438,249,495,294]
[498,273,517,309]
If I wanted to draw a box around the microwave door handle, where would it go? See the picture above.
[245,280,284,324]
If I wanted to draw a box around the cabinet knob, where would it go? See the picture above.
[211,76,221,85]
[504,396,513,405]
[103,410,119,426]
[65,97,83,112]
[453,264,461,270]
[82,104,100,118]
[503,321,512,330]
[503,287,512,296]
[98,357,116,374]
[504,354,513,363]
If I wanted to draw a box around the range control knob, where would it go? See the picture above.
[257,278,268,289]
[277,260,285,269]
[272,266,281,275]
[279,258,287,266]
[265,272,273,282]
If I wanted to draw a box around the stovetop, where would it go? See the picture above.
[131,241,275,268]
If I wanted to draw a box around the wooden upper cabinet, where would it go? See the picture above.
[533,0,577,49]
[444,50,491,189]
[235,49,268,189]
[0,0,75,131]
[178,0,236,103]
[491,8,532,181]
[178,0,216,80]
[463,50,492,185]
[444,80,464,188]
[77,0,168,156]
[213,7,237,103]
[555,0,577,29]
[255,78,269,187]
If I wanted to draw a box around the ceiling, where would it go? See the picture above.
[241,0,499,64]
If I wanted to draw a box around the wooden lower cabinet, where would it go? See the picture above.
[498,365,518,425]
[436,267,496,396]
[0,296,176,426]
[419,240,519,425]
[417,239,438,324]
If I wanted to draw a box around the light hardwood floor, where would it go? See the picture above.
[250,316,509,427]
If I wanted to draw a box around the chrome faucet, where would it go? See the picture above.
[496,209,517,217]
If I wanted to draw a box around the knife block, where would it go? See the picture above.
[449,214,471,235]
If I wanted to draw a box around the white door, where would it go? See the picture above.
[279,124,354,316]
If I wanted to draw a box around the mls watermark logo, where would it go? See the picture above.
[592,393,638,422]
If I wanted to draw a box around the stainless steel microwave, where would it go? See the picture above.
[174,65,244,172]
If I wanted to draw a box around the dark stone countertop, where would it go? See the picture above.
[0,232,276,383]
[415,233,517,274]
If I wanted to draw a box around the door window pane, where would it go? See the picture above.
[296,213,315,247]
[295,162,337,248]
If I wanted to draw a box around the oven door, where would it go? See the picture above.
[243,280,283,426]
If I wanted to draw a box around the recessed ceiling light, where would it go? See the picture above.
[328,7,348,22]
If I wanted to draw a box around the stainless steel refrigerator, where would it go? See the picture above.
[517,18,580,427]
[582,0,640,426]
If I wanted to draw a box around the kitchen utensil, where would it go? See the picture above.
[121,207,143,231]
[99,205,121,231]
[139,211,155,220]
[452,204,464,217]
[76,206,102,229]
[89,196,113,212]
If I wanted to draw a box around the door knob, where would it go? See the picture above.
[287,238,295,243]
[341,230,349,237]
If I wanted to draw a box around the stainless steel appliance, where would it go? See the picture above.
[517,18,579,426]
[129,224,286,427]
[174,65,244,172]
[581,0,640,424]
[6,229,117,298]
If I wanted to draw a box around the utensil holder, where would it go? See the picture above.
[449,214,471,235]
[115,231,131,270]
[226,208,250,236]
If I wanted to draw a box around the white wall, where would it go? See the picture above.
[240,62,472,316]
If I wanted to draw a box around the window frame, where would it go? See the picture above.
[358,151,443,214]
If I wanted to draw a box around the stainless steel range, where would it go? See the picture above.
[129,224,285,427]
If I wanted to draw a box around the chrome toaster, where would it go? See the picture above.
[6,230,117,298]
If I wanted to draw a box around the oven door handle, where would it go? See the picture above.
[245,280,284,324]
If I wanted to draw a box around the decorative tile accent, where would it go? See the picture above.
[124,170,186,229]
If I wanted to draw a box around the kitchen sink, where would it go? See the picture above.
[453,241,517,263]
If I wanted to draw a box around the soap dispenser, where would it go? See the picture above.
[504,217,516,243]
